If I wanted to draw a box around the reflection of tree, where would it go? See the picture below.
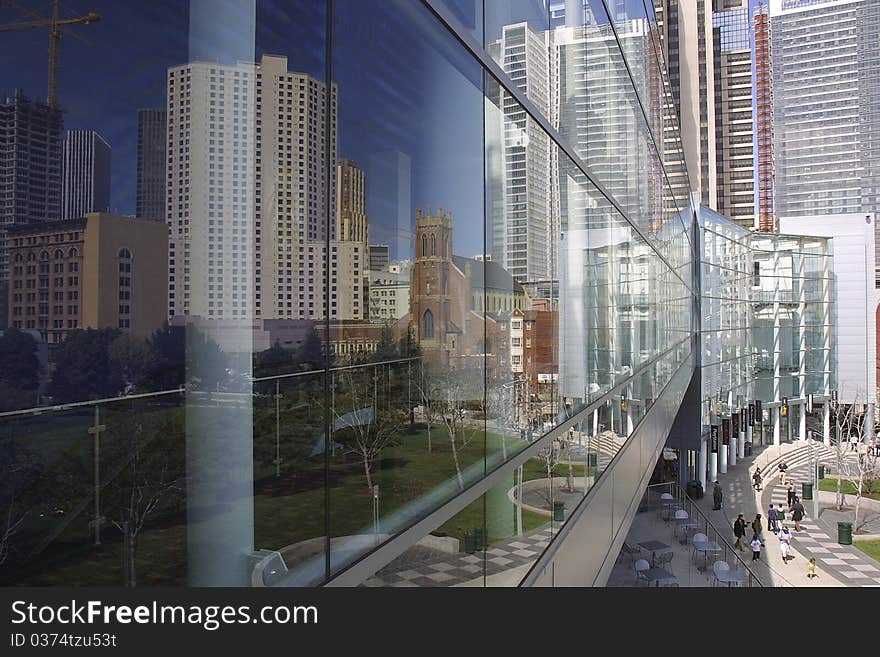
[831,393,879,532]
[435,369,482,491]
[333,368,404,494]
[0,328,41,411]
[0,437,38,567]
[104,414,185,587]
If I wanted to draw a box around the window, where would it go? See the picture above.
[431,234,436,257]
[421,234,427,257]
[422,309,434,339]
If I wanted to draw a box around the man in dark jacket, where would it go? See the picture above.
[791,497,805,532]
[733,514,747,551]
[713,481,723,510]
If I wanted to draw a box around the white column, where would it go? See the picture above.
[719,435,728,474]
[746,424,752,455]
[799,403,807,441]
[699,440,708,491]
[739,427,746,459]
[773,407,781,446]
[709,451,718,483]
[822,401,831,446]
[730,433,737,467]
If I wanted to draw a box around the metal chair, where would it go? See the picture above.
[712,560,730,587]
[634,558,650,586]
[654,551,674,568]
[619,542,641,565]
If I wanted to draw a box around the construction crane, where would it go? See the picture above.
[0,0,100,109]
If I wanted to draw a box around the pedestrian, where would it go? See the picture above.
[752,514,765,546]
[778,525,793,563]
[777,502,786,525]
[778,461,788,485]
[791,497,805,532]
[768,504,779,534]
[752,468,763,491]
[713,480,723,510]
[733,513,747,551]
[807,557,817,579]
[786,483,795,507]
[750,535,762,561]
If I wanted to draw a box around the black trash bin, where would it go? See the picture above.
[802,482,813,500]
[745,442,753,456]
[464,532,476,554]
[553,501,565,521]
[473,527,485,550]
[818,465,825,480]
[686,480,703,500]
[838,522,853,545]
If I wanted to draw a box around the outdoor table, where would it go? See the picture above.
[643,566,677,587]
[661,500,683,521]
[673,517,698,543]
[638,540,672,567]
[691,539,722,572]
[715,569,748,587]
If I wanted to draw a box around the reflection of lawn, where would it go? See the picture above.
[854,540,880,564]
[11,421,576,585]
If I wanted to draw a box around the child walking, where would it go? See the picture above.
[807,557,817,579]
[750,535,762,561]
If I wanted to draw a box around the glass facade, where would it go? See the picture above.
[0,0,701,588]
[698,206,833,488]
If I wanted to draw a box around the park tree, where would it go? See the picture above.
[0,328,42,411]
[185,327,229,391]
[109,334,155,394]
[371,324,398,363]
[296,325,324,371]
[144,323,186,391]
[49,328,122,403]
[831,395,880,532]
[0,436,40,568]
[255,340,293,375]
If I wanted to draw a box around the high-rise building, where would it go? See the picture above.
[368,244,390,272]
[6,213,167,344]
[136,109,167,222]
[769,0,880,270]
[166,55,369,324]
[655,0,755,229]
[61,130,111,221]
[487,22,553,284]
[0,90,63,285]
[754,3,775,233]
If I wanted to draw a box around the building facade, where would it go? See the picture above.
[136,109,167,222]
[769,0,880,244]
[6,213,167,343]
[61,130,111,221]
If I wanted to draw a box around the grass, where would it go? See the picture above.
[853,540,880,564]
[817,477,880,500]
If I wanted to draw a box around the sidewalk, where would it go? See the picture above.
[692,441,843,587]
[695,439,880,586]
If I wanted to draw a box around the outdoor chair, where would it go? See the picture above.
[712,560,730,587]
[690,532,708,560]
[619,542,641,565]
[634,559,650,587]
[654,551,673,568]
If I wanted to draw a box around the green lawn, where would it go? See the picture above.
[854,540,880,564]
[818,477,880,500]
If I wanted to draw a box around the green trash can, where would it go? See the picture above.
[818,465,825,480]
[802,482,813,500]
[473,527,485,550]
[838,522,853,545]
[553,501,565,522]
[464,532,476,554]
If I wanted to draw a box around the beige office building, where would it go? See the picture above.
[6,212,168,343]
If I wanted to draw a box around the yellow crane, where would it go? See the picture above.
[0,0,100,109]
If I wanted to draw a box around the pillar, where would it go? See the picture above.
[730,434,737,467]
[823,401,831,446]
[719,437,727,474]
[773,407,780,446]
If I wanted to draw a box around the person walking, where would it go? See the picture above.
[778,525,793,563]
[777,502,786,526]
[807,557,817,579]
[791,497,805,532]
[752,468,763,491]
[713,481,723,510]
[778,461,788,485]
[752,514,765,546]
[733,513,747,551]
[786,484,795,507]
[750,535,762,561]
[768,504,779,534]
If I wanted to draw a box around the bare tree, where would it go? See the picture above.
[413,362,441,453]
[107,424,185,587]
[829,393,880,532]
[333,368,404,494]
[531,439,562,509]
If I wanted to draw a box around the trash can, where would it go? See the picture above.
[553,501,565,521]
[745,442,753,456]
[802,482,813,500]
[818,464,825,480]
[837,521,853,545]
[464,532,476,554]
[473,527,485,550]
[687,480,703,500]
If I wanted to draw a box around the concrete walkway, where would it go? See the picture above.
[697,440,879,586]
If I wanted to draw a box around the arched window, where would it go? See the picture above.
[118,248,132,259]
[26,252,35,262]
[421,234,427,257]
[67,248,78,258]
[422,309,434,339]
[39,251,49,261]
[430,234,436,256]
[445,237,449,257]
[53,249,63,260]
